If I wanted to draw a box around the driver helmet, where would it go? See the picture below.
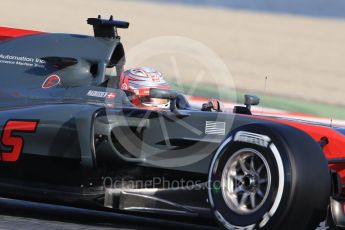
[120,67,171,108]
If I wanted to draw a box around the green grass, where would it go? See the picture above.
[171,83,345,120]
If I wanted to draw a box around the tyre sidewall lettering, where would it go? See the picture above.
[209,130,291,229]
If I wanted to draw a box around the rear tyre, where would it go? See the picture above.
[208,123,331,230]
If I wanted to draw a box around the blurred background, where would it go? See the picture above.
[1,0,345,120]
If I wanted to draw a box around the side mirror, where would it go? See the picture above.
[149,88,179,113]
[244,94,260,110]
[149,88,190,118]
[149,88,178,100]
[233,94,260,115]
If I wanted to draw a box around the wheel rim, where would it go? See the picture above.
[221,148,272,215]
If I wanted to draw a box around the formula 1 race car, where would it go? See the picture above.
[0,16,344,230]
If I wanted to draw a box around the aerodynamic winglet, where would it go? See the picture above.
[41,56,78,69]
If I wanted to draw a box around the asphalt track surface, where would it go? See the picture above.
[0,197,329,230]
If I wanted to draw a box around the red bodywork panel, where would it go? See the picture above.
[0,27,43,40]
[256,115,345,184]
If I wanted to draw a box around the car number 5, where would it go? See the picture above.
[1,120,39,162]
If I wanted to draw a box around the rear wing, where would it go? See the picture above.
[0,27,43,41]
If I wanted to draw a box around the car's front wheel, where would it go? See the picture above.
[208,123,331,230]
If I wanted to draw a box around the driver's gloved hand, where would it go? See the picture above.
[201,99,223,112]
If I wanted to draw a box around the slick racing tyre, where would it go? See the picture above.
[208,123,331,230]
